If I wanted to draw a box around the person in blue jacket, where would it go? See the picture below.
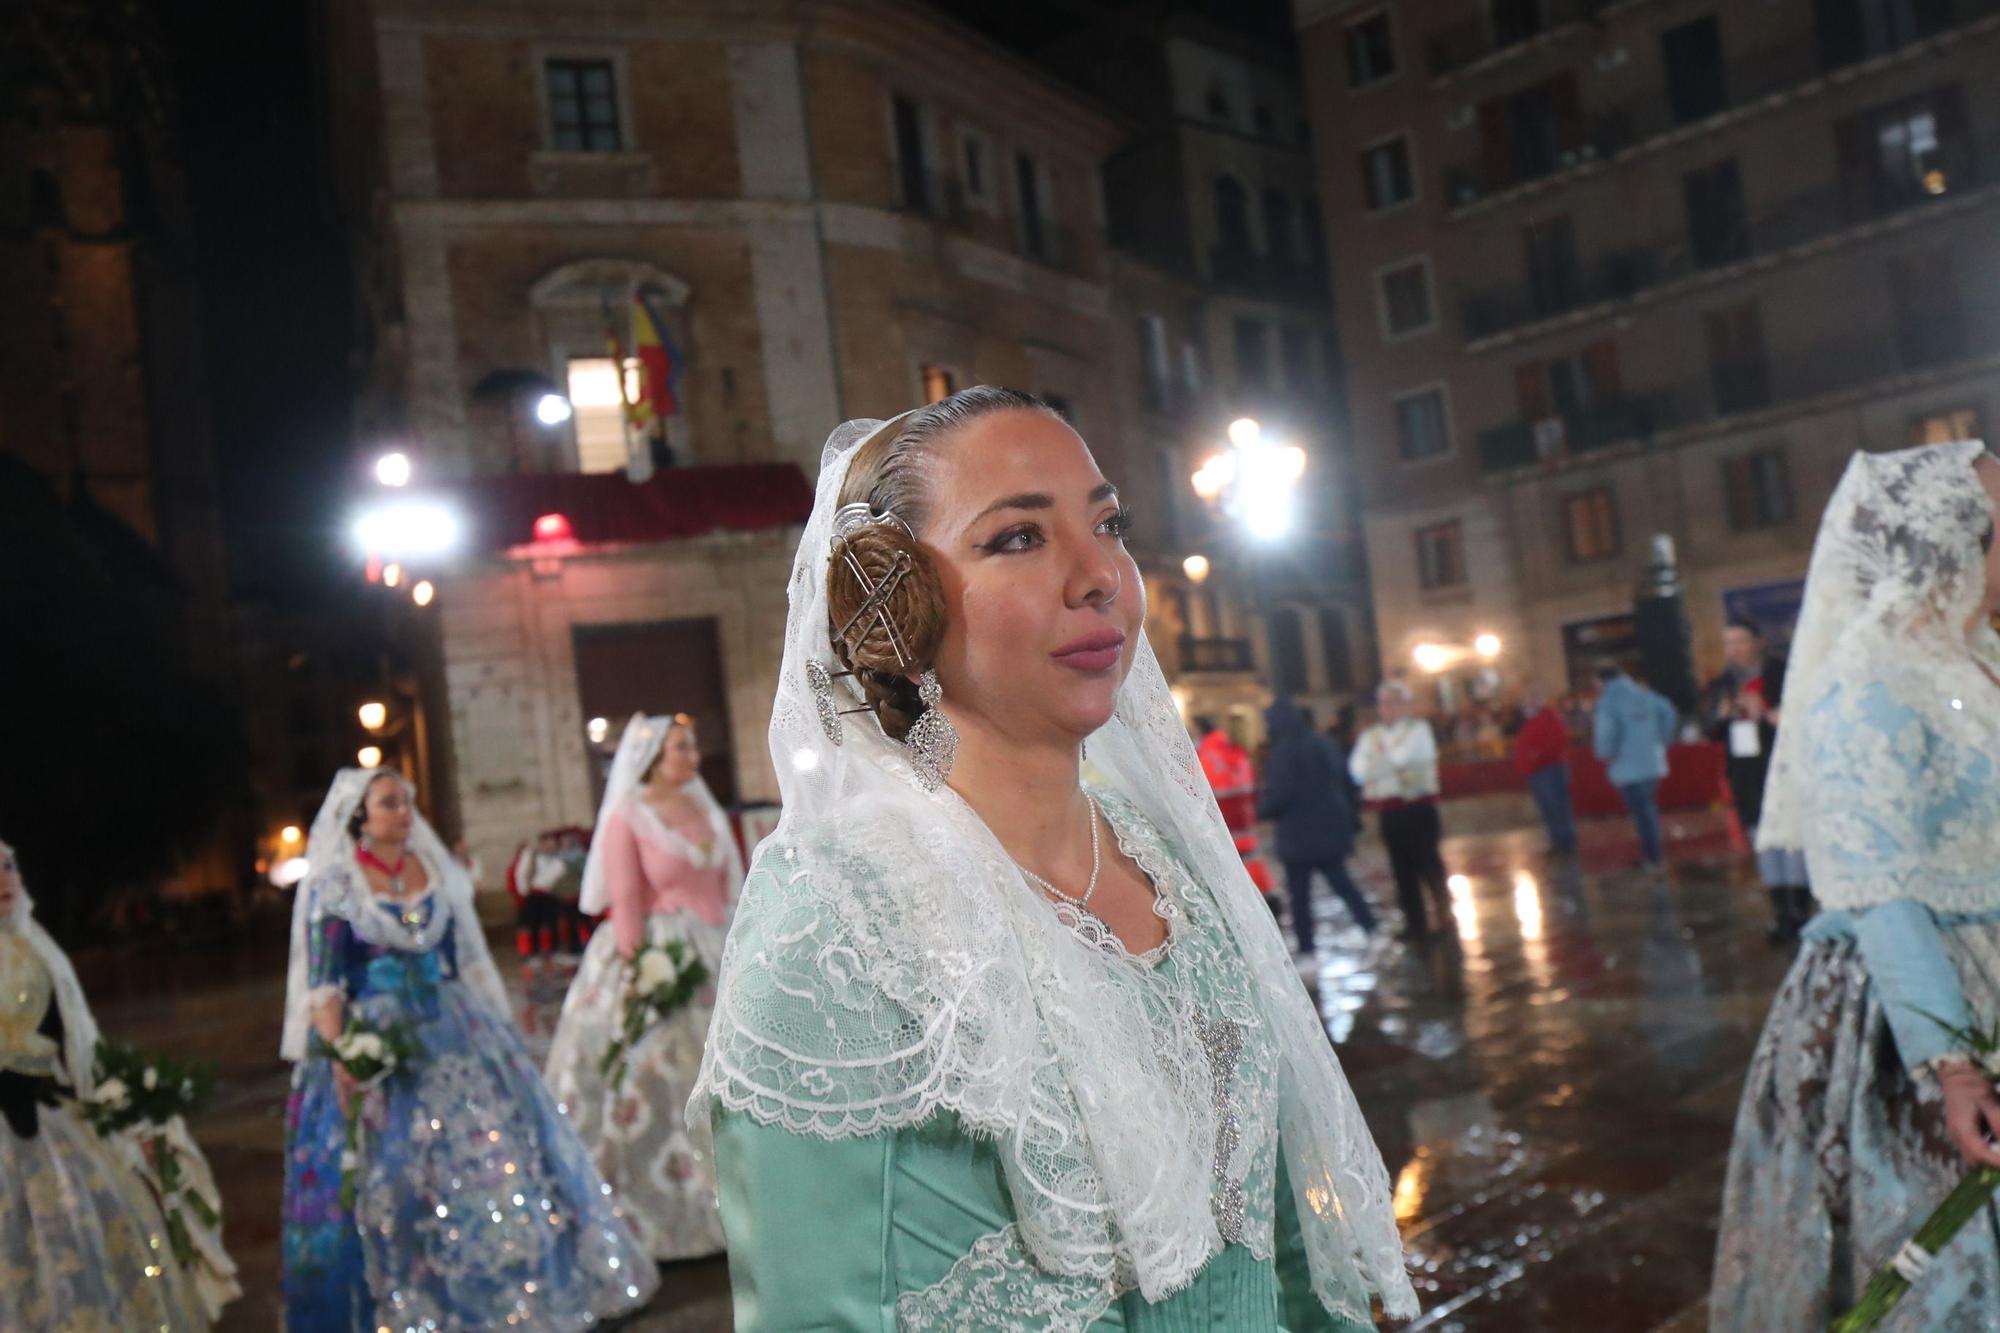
[1259,698,1376,954]
[1591,659,1679,866]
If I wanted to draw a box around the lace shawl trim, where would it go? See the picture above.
[312,859,454,954]
[895,1225,1118,1332]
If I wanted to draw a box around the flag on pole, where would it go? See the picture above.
[630,290,680,418]
[601,286,654,482]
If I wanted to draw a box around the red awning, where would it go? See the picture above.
[451,463,815,553]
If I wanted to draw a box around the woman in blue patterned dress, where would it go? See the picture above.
[1712,441,2000,1329]
[280,768,657,1331]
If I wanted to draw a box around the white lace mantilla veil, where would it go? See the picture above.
[577,713,743,918]
[1757,438,2000,912]
[689,415,1416,1321]
[279,769,511,1061]
[0,839,102,1099]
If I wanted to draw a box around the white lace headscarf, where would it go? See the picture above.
[1758,439,2000,909]
[691,414,1415,1321]
[0,840,102,1098]
[280,769,511,1060]
[578,713,743,917]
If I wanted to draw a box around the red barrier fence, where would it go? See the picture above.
[1439,742,1731,818]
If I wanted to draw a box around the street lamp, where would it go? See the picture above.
[375,452,413,487]
[1413,643,1452,673]
[280,825,302,845]
[1474,632,1502,660]
[586,716,610,745]
[411,579,436,608]
[1189,417,1307,542]
[535,392,574,426]
[357,745,384,769]
[1182,553,1210,584]
[382,562,403,588]
[353,499,462,560]
[358,701,388,731]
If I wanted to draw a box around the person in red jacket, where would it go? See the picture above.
[1513,684,1577,855]
[1194,716,1274,897]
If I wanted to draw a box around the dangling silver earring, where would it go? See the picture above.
[903,670,957,792]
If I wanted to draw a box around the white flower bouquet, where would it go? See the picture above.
[82,1042,238,1315]
[323,1013,421,1210]
[597,917,711,1094]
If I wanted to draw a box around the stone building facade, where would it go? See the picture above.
[1297,0,2000,704]
[1051,11,1377,741]
[323,0,1133,874]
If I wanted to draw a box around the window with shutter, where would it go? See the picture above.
[1563,490,1620,562]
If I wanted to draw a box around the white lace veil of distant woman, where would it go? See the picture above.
[280,768,511,1060]
[690,414,1416,1322]
[1757,439,2000,910]
[1,839,102,1099]
[577,713,743,917]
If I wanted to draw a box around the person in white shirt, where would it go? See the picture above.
[1349,681,1450,937]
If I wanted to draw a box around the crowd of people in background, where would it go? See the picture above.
[1186,621,1815,952]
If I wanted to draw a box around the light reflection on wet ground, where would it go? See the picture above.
[83,800,1782,1331]
[1312,805,1789,1331]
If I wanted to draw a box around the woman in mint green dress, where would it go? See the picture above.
[691,390,1416,1330]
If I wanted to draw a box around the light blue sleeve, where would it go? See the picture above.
[713,1108,894,1332]
[1851,901,1974,1071]
[1655,693,1678,745]
[1810,681,1977,1072]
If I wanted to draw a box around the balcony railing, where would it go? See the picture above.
[1443,0,2000,207]
[1459,136,1993,342]
[1657,315,1996,429]
[1476,397,1653,473]
[1179,637,1256,674]
[1426,0,1610,80]
[1478,313,1997,474]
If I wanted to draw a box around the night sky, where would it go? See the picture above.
[174,0,1294,598]
[177,0,354,599]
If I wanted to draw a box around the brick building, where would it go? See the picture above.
[1051,9,1377,738]
[322,0,1140,873]
[1297,0,2000,706]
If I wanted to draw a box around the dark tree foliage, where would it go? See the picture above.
[0,460,244,940]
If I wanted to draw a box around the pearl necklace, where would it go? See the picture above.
[1016,792,1103,909]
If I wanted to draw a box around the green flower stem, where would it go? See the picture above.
[1831,1165,2000,1332]
[339,1110,363,1212]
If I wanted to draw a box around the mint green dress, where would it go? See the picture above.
[707,797,1369,1331]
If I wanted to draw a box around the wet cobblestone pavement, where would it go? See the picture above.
[84,798,1786,1331]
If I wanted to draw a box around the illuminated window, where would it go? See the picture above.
[565,356,642,474]
[1562,489,1620,562]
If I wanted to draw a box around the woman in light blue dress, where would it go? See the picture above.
[1712,440,2000,1329]
[692,392,1416,1328]
[280,769,657,1331]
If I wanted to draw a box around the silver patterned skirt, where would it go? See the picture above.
[543,915,727,1261]
[1711,923,2000,1331]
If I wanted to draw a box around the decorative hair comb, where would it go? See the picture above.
[810,504,919,745]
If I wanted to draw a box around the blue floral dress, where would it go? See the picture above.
[282,866,657,1331]
[1712,677,2000,1330]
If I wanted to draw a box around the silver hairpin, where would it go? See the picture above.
[832,502,913,541]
